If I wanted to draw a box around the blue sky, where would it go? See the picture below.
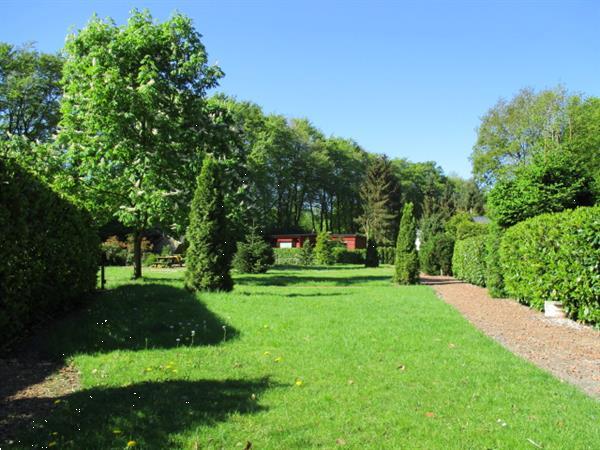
[1,0,598,177]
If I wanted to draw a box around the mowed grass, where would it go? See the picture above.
[9,266,600,449]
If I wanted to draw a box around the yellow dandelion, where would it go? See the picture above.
[127,440,137,447]
[145,367,153,372]
[295,379,303,386]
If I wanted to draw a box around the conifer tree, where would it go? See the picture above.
[356,156,394,267]
[299,238,315,266]
[185,155,234,291]
[394,202,419,284]
[314,230,335,265]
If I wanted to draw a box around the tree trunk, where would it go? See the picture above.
[133,230,143,279]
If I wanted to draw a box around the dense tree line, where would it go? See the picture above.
[0,10,487,279]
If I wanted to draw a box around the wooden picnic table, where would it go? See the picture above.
[152,255,184,268]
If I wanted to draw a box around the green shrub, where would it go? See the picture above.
[333,247,365,264]
[485,223,505,297]
[452,235,487,286]
[487,151,594,228]
[315,230,335,265]
[500,206,599,324]
[394,202,419,284]
[377,246,395,265]
[185,155,234,292]
[445,212,488,240]
[232,229,275,274]
[299,239,314,266]
[420,233,455,276]
[274,248,303,265]
[364,239,379,267]
[0,157,99,345]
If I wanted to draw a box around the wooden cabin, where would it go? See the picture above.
[270,233,366,250]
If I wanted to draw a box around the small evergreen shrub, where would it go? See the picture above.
[299,239,314,266]
[0,157,99,345]
[232,229,275,274]
[315,230,335,265]
[364,239,379,267]
[394,203,419,284]
[452,235,487,286]
[185,155,234,292]
[485,223,505,298]
[274,248,303,265]
[500,206,599,324]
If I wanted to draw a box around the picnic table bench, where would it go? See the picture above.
[152,255,184,268]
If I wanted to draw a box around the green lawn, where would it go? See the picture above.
[10,266,600,449]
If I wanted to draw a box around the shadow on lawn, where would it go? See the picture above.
[33,284,238,360]
[1,284,238,409]
[236,274,391,287]
[5,378,273,449]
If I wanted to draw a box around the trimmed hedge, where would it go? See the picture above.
[274,247,365,265]
[452,235,487,287]
[420,233,455,276]
[377,246,395,265]
[500,206,599,324]
[333,247,365,264]
[0,158,99,345]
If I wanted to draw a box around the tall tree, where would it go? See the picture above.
[394,202,419,284]
[57,10,223,278]
[0,43,63,141]
[356,156,394,267]
[471,87,573,187]
[185,155,233,291]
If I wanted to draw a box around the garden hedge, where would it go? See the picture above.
[452,235,487,287]
[0,158,99,345]
[274,247,365,265]
[377,246,395,265]
[500,206,599,324]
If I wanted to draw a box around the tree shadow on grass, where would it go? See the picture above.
[236,274,392,287]
[0,284,238,419]
[236,290,345,298]
[5,378,274,449]
[33,284,238,360]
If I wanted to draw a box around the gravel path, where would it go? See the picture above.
[421,275,600,399]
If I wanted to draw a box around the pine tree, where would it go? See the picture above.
[394,202,419,284]
[232,227,274,274]
[299,238,315,266]
[356,156,394,267]
[314,230,335,265]
[185,155,234,291]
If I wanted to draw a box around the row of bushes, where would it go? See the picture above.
[452,236,487,286]
[500,206,599,324]
[0,158,99,345]
[273,247,366,266]
[452,206,599,325]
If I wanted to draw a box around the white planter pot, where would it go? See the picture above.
[544,301,566,319]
